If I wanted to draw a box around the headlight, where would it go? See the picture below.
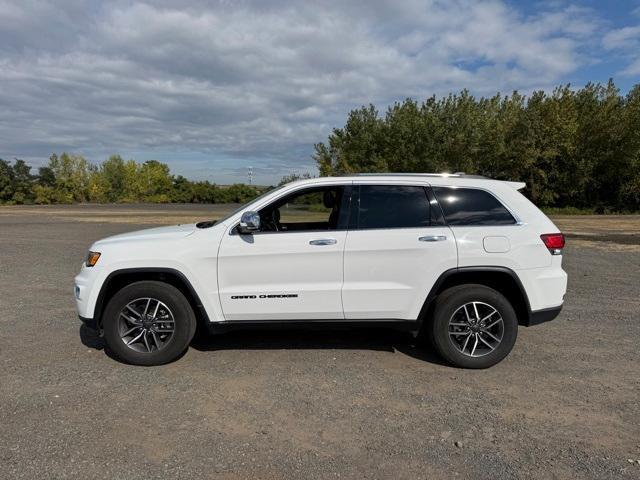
[86,251,101,267]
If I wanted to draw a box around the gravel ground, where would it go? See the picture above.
[0,206,639,479]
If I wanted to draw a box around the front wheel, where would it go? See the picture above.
[429,284,518,369]
[103,281,197,366]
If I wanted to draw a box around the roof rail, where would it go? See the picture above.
[349,172,489,179]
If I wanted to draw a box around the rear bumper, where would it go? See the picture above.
[516,263,567,312]
[526,304,563,326]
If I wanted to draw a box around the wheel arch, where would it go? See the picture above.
[418,266,532,329]
[93,268,210,331]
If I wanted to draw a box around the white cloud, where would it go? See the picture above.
[0,0,609,181]
[603,25,640,50]
[620,58,640,76]
[602,23,640,77]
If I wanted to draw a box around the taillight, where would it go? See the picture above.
[540,233,565,255]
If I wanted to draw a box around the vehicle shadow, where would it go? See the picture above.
[79,324,448,367]
[80,324,128,363]
[190,327,449,366]
[79,324,104,350]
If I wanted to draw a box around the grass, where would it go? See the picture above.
[542,207,597,215]
[542,206,640,215]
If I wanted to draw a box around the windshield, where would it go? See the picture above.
[215,184,287,224]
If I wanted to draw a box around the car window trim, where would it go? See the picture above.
[229,181,524,235]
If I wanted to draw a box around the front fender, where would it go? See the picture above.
[79,264,222,330]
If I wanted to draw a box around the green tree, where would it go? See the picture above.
[37,166,56,187]
[314,80,640,211]
[0,159,16,202]
[99,155,127,201]
[171,175,194,203]
[120,159,140,202]
[620,85,640,210]
[141,160,173,202]
[87,165,110,203]
[48,153,91,203]
[32,184,56,204]
[314,104,386,175]
[278,172,313,186]
[10,159,34,204]
[221,184,260,203]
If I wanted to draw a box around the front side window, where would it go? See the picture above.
[432,187,516,226]
[217,184,286,225]
[356,185,431,229]
[257,185,348,232]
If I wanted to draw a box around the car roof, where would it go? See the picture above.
[286,173,526,191]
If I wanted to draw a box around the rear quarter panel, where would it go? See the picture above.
[438,180,567,310]
[444,181,559,270]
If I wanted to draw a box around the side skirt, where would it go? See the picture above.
[203,319,420,335]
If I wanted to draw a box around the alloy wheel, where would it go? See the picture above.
[448,301,504,357]
[118,298,175,353]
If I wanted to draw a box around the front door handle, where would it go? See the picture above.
[419,235,447,242]
[309,239,337,246]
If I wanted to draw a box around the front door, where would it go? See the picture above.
[217,184,351,321]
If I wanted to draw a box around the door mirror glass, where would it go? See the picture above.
[238,211,261,234]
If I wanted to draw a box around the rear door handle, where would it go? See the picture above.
[419,235,447,242]
[309,239,337,246]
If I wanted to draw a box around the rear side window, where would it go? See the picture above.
[432,187,516,226]
[356,185,430,229]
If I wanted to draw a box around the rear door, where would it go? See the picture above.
[342,182,457,320]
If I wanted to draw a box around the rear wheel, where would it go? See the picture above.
[429,284,518,369]
[103,281,196,366]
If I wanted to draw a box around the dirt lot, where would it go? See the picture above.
[0,205,638,479]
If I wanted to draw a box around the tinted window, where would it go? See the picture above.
[357,185,430,229]
[432,187,516,225]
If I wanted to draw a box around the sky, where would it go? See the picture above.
[1,0,640,185]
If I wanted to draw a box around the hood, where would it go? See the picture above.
[94,224,196,246]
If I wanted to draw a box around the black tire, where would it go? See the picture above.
[103,281,197,366]
[428,284,518,369]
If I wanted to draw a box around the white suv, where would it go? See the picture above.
[75,174,567,368]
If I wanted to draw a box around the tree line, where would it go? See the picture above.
[314,80,640,212]
[2,81,639,211]
[0,154,263,205]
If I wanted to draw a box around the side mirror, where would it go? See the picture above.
[238,211,260,234]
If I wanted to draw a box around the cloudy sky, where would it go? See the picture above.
[1,0,640,184]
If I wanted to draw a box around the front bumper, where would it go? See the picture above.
[74,263,103,319]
